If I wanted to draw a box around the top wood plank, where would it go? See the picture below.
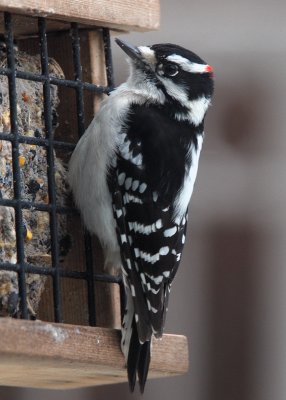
[0,0,160,32]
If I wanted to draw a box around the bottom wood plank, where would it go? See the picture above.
[0,318,189,389]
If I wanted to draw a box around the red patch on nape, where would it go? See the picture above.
[205,65,214,73]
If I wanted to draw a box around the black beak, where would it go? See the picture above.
[115,38,142,62]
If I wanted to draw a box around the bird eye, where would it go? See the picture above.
[157,62,179,77]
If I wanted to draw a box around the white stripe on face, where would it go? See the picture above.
[166,54,209,74]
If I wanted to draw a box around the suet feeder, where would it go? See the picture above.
[0,0,188,389]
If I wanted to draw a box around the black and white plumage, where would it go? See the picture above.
[68,39,214,392]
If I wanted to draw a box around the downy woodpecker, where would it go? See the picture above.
[68,39,214,392]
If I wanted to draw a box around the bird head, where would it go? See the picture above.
[115,38,214,123]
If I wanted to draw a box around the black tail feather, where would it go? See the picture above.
[127,319,140,392]
[138,341,151,393]
[127,318,151,393]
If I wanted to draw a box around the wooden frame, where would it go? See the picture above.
[0,318,188,389]
[0,0,160,32]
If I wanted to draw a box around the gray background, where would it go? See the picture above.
[2,0,286,399]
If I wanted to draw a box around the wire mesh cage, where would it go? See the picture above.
[0,11,123,328]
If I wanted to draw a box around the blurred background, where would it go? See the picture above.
[1,0,286,399]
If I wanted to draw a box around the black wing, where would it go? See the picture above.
[113,170,187,341]
[110,103,195,342]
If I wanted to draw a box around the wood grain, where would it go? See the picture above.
[0,0,160,32]
[0,318,189,389]
[0,14,71,37]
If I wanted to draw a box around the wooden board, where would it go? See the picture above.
[0,14,71,37]
[0,318,189,389]
[0,0,160,33]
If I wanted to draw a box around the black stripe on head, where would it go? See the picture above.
[151,43,208,65]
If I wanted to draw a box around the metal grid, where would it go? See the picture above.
[0,12,121,325]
